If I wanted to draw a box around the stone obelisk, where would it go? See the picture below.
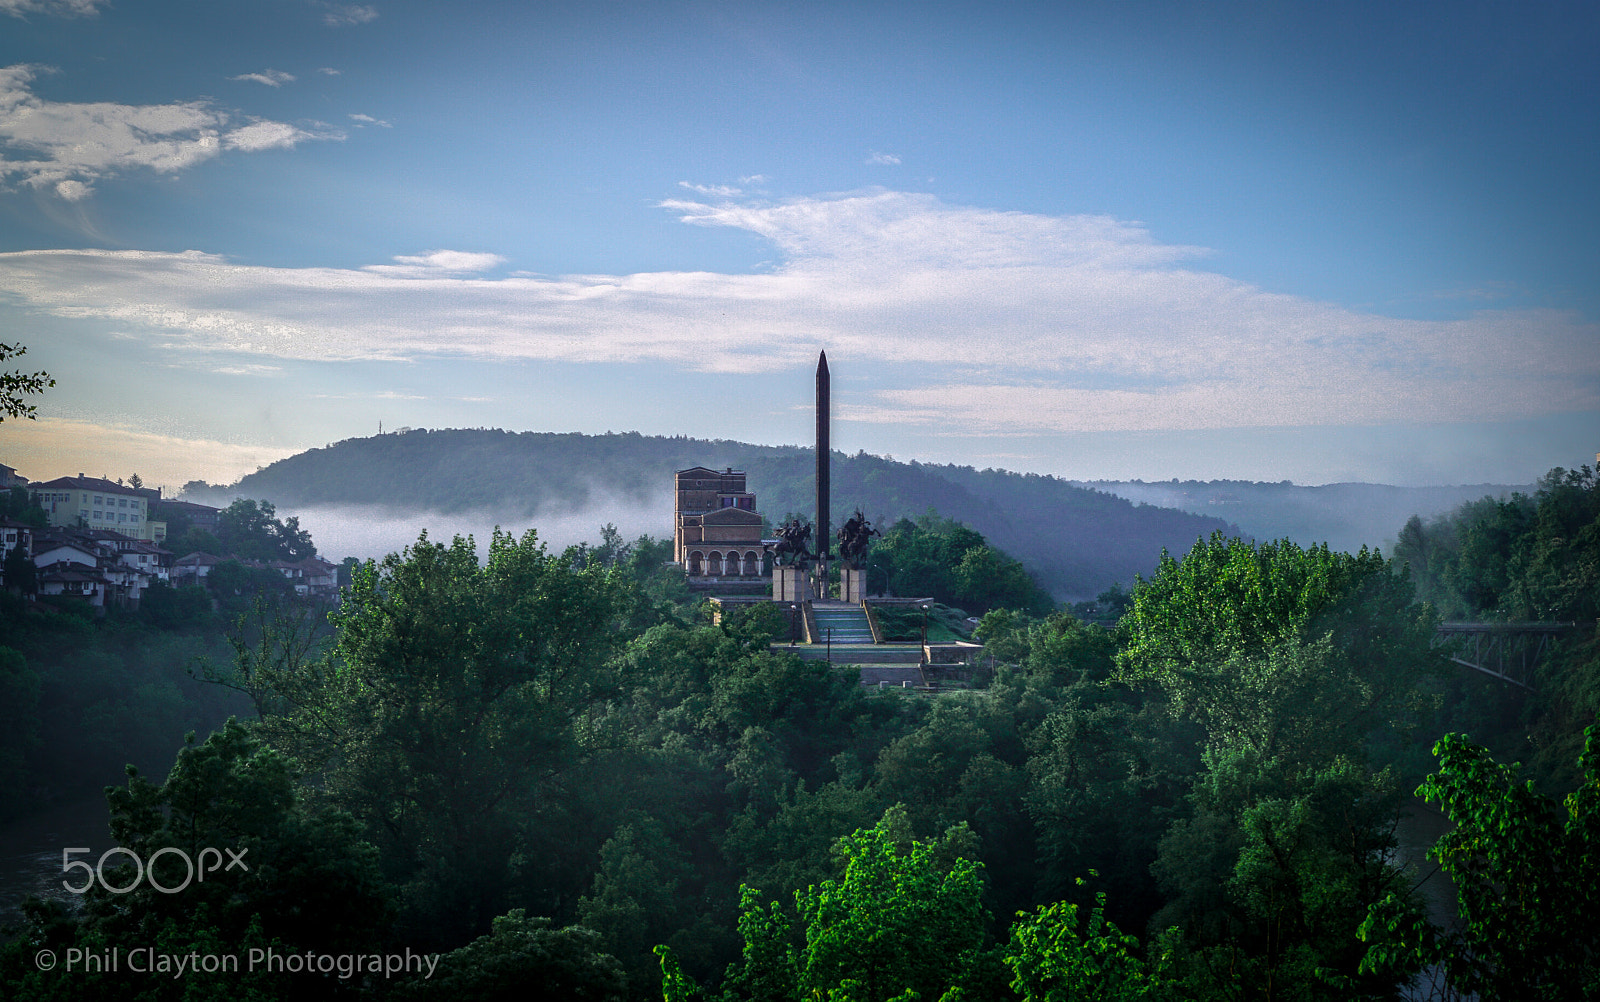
[816,351,830,592]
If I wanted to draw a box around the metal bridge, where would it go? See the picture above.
[1434,622,1581,691]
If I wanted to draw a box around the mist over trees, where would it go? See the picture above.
[189,428,1238,599]
[3,463,1596,999]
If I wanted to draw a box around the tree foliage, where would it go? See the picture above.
[250,529,630,945]
[0,341,53,421]
[1360,727,1600,1000]
[869,514,1053,615]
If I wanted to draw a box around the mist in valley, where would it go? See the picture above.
[278,490,676,563]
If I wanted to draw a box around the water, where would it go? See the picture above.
[0,794,115,933]
[1393,796,1459,929]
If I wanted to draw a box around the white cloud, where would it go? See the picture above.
[230,69,296,87]
[678,180,742,197]
[322,3,377,26]
[0,0,105,16]
[0,190,1593,432]
[318,67,341,76]
[867,151,902,165]
[348,112,392,128]
[0,64,341,198]
[360,249,507,276]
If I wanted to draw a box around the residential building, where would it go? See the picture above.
[29,475,167,543]
[0,516,31,559]
[39,562,107,608]
[170,551,224,588]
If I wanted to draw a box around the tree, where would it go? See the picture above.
[695,805,1001,1002]
[0,720,393,1001]
[0,341,53,421]
[1360,726,1600,1000]
[215,498,317,562]
[1116,533,1445,757]
[248,529,630,946]
[393,910,626,1002]
[1006,880,1178,1002]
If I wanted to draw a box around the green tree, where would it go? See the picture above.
[695,805,1000,1002]
[1006,881,1178,1002]
[215,498,317,562]
[394,909,626,1002]
[870,514,1053,615]
[251,529,630,945]
[1360,726,1600,1000]
[1116,533,1444,758]
[0,720,393,1001]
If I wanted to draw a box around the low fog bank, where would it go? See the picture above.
[281,493,672,563]
[1075,480,1535,556]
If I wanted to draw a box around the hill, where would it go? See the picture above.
[1078,479,1535,557]
[188,428,1239,600]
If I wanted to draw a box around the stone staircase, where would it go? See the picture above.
[809,601,875,644]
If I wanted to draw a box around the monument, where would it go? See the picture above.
[835,508,879,603]
[815,350,830,591]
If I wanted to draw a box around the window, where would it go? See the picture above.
[130,515,139,524]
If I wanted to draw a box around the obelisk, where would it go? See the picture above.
[816,351,830,583]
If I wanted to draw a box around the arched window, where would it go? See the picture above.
[708,551,723,575]
[688,551,703,575]
[743,551,758,575]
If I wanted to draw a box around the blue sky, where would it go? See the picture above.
[0,0,1595,494]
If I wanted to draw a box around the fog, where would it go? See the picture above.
[280,492,673,563]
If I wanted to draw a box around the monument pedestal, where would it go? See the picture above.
[773,566,812,602]
[839,567,866,604]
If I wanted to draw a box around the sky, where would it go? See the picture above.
[0,0,1596,497]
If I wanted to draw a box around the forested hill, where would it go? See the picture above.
[197,428,1238,599]
[1079,478,1536,557]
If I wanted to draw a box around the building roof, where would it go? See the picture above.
[702,507,763,525]
[173,551,225,566]
[31,475,146,497]
[157,499,222,516]
[40,561,107,583]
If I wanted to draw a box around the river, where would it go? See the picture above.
[0,793,116,932]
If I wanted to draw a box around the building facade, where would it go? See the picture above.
[673,466,766,580]
[29,475,167,543]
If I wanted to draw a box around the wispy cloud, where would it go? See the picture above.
[360,249,506,276]
[866,151,901,165]
[348,112,392,128]
[0,0,106,17]
[0,191,1593,432]
[321,3,377,27]
[0,64,342,199]
[677,180,743,197]
[230,69,296,87]
[318,67,341,76]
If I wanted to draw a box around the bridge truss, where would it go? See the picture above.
[1434,622,1579,691]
